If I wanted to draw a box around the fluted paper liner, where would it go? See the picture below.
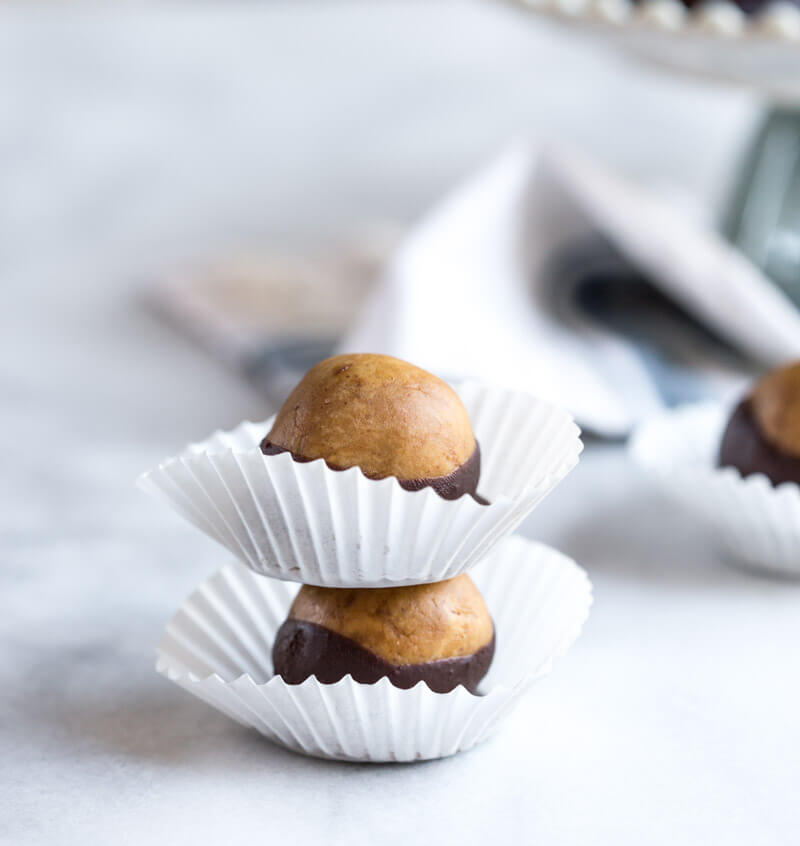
[157,535,593,762]
[139,383,582,587]
[630,402,800,577]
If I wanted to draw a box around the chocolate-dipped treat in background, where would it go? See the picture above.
[273,575,495,694]
[260,353,486,502]
[634,0,779,14]
[719,361,800,487]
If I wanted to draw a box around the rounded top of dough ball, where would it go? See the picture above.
[263,353,476,480]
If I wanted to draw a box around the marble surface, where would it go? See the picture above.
[2,4,798,845]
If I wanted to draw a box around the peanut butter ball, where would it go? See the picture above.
[272,575,495,694]
[719,361,800,485]
[261,353,484,501]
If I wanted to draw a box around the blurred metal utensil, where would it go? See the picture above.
[242,338,337,409]
[146,225,401,408]
[725,107,800,309]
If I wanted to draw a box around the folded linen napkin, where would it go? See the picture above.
[339,141,800,437]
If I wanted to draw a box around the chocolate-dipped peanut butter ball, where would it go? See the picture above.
[261,353,485,501]
[719,361,800,486]
[272,575,495,694]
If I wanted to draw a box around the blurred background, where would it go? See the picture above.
[5,3,800,844]
[2,3,760,452]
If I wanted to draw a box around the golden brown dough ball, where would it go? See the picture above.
[272,575,495,694]
[261,353,483,500]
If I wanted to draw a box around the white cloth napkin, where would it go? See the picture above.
[339,141,800,437]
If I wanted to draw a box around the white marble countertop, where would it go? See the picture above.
[2,4,798,845]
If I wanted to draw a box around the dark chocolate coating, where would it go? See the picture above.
[261,439,488,504]
[272,619,495,694]
[719,399,800,486]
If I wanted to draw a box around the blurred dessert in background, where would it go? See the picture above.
[719,360,800,485]
[636,0,782,13]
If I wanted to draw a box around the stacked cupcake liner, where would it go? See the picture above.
[139,383,583,587]
[157,536,593,762]
[144,382,592,761]
[630,402,800,577]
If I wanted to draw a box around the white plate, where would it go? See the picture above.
[504,0,800,98]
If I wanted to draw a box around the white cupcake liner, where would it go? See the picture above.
[630,402,800,577]
[139,383,582,587]
[156,535,593,763]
